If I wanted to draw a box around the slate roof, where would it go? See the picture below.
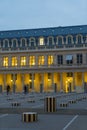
[0,25,87,38]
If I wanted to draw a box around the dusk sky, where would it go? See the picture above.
[0,0,87,30]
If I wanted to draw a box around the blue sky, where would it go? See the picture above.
[0,0,87,30]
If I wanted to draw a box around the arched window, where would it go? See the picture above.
[78,36,81,44]
[76,35,83,44]
[58,37,62,45]
[20,38,26,47]
[66,35,73,44]
[3,39,9,48]
[39,37,44,45]
[68,37,72,44]
[12,39,18,47]
[48,36,54,45]
[29,37,36,46]
[85,35,87,43]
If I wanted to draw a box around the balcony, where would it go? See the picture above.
[0,43,87,53]
[0,63,87,72]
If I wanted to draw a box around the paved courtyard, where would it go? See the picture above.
[0,92,87,130]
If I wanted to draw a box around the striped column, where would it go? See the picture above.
[22,112,37,122]
[45,97,56,112]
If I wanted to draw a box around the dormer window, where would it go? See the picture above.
[76,34,83,44]
[68,37,72,44]
[12,39,18,48]
[3,39,9,48]
[78,36,81,43]
[66,35,73,44]
[39,37,44,45]
[48,36,54,45]
[29,37,36,46]
[57,36,64,45]
[20,38,26,47]
[58,37,63,45]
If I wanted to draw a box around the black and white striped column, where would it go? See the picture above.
[45,97,56,112]
[22,112,37,122]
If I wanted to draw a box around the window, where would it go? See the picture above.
[29,38,35,46]
[3,39,9,48]
[76,35,83,44]
[77,54,83,64]
[66,55,73,65]
[57,55,63,65]
[48,55,53,66]
[39,38,44,45]
[68,37,72,44]
[48,37,53,45]
[21,38,26,47]
[12,57,17,66]
[3,57,8,67]
[58,37,62,45]
[12,39,17,47]
[20,56,26,66]
[29,56,35,66]
[78,36,82,44]
[38,56,45,66]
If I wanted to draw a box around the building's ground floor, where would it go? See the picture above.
[0,71,87,93]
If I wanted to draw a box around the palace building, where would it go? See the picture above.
[0,25,87,93]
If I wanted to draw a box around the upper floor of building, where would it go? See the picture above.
[0,25,87,52]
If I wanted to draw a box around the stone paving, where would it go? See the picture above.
[0,92,87,130]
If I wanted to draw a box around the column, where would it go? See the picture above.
[83,54,86,65]
[40,73,44,92]
[9,56,11,67]
[22,74,24,92]
[60,72,63,92]
[3,74,6,91]
[26,56,29,67]
[13,74,16,93]
[52,73,54,91]
[32,73,34,91]
[82,72,84,92]
[42,73,44,88]
[36,55,38,67]
[73,72,75,91]
[73,54,77,65]
[54,54,57,66]
[63,55,66,65]
[17,56,20,67]
[45,55,48,67]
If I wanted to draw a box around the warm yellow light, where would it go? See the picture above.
[68,79,70,82]
[29,56,35,66]
[39,38,44,45]
[48,55,53,65]
[12,57,17,66]
[21,56,26,66]
[3,57,8,67]
[48,79,51,81]
[38,56,45,65]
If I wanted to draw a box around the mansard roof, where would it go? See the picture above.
[0,25,87,38]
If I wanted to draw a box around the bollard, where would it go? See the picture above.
[11,102,21,107]
[45,97,56,112]
[60,102,68,107]
[22,112,37,122]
